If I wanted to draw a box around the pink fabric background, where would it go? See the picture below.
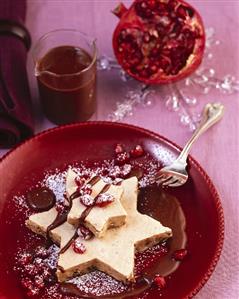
[1,1,239,298]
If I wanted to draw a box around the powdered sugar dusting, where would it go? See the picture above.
[12,195,30,216]
[135,243,168,276]
[43,171,67,202]
[12,148,166,298]
[68,270,128,296]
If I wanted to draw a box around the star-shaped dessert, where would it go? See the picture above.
[27,176,172,283]
[57,177,172,282]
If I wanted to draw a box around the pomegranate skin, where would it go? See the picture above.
[112,0,205,84]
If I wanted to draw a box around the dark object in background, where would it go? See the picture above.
[0,0,34,148]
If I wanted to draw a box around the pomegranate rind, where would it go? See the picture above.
[112,0,205,84]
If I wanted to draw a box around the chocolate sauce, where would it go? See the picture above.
[60,185,187,298]
[46,190,79,240]
[36,45,97,125]
[87,176,101,186]
[26,187,56,212]
[127,167,144,180]
[60,277,151,299]
[60,276,152,299]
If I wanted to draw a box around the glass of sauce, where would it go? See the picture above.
[33,29,97,124]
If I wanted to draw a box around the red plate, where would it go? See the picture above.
[0,122,224,299]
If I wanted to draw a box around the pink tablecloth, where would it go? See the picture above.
[1,1,239,298]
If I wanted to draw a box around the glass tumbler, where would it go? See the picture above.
[33,29,97,125]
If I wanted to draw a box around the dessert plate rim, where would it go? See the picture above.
[0,121,224,299]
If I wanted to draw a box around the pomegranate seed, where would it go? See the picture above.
[80,194,95,207]
[35,246,49,259]
[130,145,144,158]
[72,238,86,254]
[27,287,40,297]
[21,277,33,289]
[80,184,92,195]
[154,275,166,288]
[78,225,93,240]
[75,176,86,189]
[34,275,45,289]
[115,152,130,165]
[42,267,52,280]
[34,257,43,266]
[25,264,40,276]
[95,193,114,207]
[172,248,188,261]
[101,168,109,176]
[81,173,91,180]
[135,1,154,19]
[18,253,32,266]
[114,143,124,154]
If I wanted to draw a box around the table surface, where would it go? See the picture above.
[1,1,239,298]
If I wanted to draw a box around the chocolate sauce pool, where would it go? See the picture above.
[26,187,56,212]
[138,186,187,277]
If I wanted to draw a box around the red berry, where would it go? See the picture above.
[27,287,40,297]
[34,275,45,289]
[35,246,49,259]
[42,267,52,280]
[115,152,130,165]
[130,145,144,158]
[72,238,86,254]
[154,275,166,288]
[21,277,33,289]
[18,253,32,266]
[80,194,95,207]
[172,248,188,261]
[114,143,124,154]
[25,264,40,276]
[75,177,86,189]
[81,173,91,180]
[101,168,109,176]
[95,193,114,207]
[78,225,93,240]
[80,184,92,195]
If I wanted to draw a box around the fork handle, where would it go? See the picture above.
[177,103,224,166]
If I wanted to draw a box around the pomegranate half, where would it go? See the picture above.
[112,0,205,84]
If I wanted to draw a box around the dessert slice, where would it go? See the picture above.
[57,177,172,283]
[66,169,127,237]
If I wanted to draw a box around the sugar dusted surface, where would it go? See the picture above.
[67,271,128,296]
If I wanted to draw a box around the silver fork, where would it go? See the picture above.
[156,103,224,187]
